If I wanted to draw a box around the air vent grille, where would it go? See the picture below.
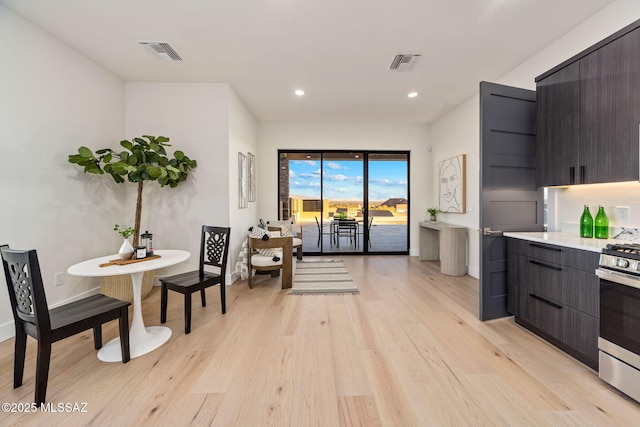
[389,53,421,72]
[137,41,182,61]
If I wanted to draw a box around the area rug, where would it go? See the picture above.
[291,259,359,295]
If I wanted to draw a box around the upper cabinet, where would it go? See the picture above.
[536,21,640,187]
[536,61,579,187]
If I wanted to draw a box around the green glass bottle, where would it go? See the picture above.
[594,206,609,239]
[580,205,593,238]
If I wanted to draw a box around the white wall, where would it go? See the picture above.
[257,123,430,255]
[125,82,240,280]
[427,0,640,277]
[227,87,259,279]
[0,5,125,340]
[428,97,480,276]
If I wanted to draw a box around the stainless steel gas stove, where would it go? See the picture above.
[596,243,640,402]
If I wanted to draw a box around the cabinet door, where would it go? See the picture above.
[566,307,598,368]
[507,252,521,315]
[580,27,640,184]
[536,61,579,186]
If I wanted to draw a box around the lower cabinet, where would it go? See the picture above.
[520,290,564,341]
[565,307,599,363]
[507,238,599,370]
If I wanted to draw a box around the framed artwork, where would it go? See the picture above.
[247,152,256,202]
[439,154,466,213]
[238,152,248,208]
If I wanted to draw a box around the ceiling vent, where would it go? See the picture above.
[389,53,421,72]
[137,41,182,61]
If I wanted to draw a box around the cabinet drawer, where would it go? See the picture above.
[522,257,565,302]
[521,289,565,341]
[566,268,599,316]
[523,241,564,264]
[564,247,600,272]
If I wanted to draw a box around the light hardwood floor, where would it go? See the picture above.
[1,256,640,426]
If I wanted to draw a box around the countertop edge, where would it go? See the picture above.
[503,232,616,253]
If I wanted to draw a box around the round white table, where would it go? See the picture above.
[67,249,190,362]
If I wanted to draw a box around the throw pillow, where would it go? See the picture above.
[267,220,294,237]
[249,227,280,261]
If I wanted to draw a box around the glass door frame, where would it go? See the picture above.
[278,149,410,256]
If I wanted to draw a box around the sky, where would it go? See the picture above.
[289,158,408,202]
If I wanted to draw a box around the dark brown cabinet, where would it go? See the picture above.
[536,61,579,187]
[536,22,640,187]
[507,238,600,369]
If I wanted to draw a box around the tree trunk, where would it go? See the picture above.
[133,181,143,247]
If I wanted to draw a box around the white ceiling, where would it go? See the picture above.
[1,0,615,124]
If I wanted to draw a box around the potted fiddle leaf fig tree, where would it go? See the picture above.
[69,135,197,247]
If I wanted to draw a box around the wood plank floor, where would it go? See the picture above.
[1,256,640,426]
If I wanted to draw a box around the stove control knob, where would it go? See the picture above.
[617,258,630,268]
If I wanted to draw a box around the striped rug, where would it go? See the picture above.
[291,260,359,295]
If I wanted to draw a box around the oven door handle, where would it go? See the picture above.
[596,268,640,290]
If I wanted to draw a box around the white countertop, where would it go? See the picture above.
[503,232,625,253]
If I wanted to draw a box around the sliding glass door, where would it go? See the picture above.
[367,153,409,253]
[279,150,409,255]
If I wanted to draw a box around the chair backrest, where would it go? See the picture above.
[1,245,51,334]
[200,226,231,276]
[337,218,356,230]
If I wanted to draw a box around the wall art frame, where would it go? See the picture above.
[238,152,248,208]
[439,154,466,213]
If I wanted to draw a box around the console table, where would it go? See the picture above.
[419,221,466,276]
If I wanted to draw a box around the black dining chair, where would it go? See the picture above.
[335,218,358,248]
[0,245,131,406]
[160,226,230,334]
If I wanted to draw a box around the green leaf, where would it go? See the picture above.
[103,153,113,163]
[156,136,170,143]
[133,137,147,146]
[78,146,94,158]
[174,150,184,160]
[149,142,160,152]
[111,173,125,183]
[68,154,83,164]
[84,162,103,174]
[120,140,133,151]
[147,166,163,179]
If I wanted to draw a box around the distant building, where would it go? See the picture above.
[381,198,407,208]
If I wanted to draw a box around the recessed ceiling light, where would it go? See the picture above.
[408,92,418,98]
[294,89,305,96]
